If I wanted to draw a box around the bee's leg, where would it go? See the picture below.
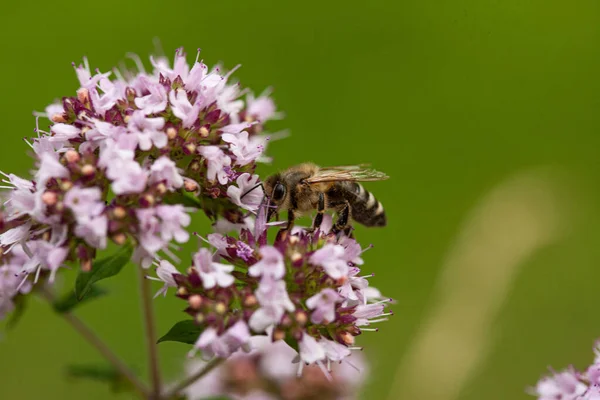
[332,202,350,235]
[286,209,296,231]
[312,192,326,231]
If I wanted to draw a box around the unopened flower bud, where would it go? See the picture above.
[273,328,286,341]
[156,183,167,195]
[64,149,80,163]
[51,113,66,123]
[184,143,196,155]
[55,202,64,212]
[41,191,58,206]
[289,236,300,244]
[195,313,205,324]
[188,294,203,309]
[142,194,155,207]
[295,310,308,326]
[124,115,131,123]
[199,126,210,137]
[59,180,73,191]
[339,332,355,345]
[184,180,199,192]
[77,88,90,104]
[112,206,127,219]
[215,302,227,315]
[290,251,303,263]
[177,287,188,296]
[166,127,177,140]
[112,233,127,245]
[81,164,96,176]
[244,294,257,307]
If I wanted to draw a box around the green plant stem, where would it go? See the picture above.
[40,286,150,398]
[161,358,224,400]
[138,266,162,399]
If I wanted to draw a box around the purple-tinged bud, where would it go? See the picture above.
[205,109,221,124]
[140,194,155,207]
[244,294,257,307]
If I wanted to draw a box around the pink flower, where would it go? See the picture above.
[248,246,285,279]
[63,187,105,218]
[85,120,127,145]
[20,240,69,283]
[169,89,201,128]
[319,338,351,362]
[49,123,81,145]
[306,288,341,324]
[189,320,251,359]
[534,370,587,400]
[35,153,69,188]
[127,111,167,151]
[309,244,349,280]
[134,78,168,115]
[249,277,294,332]
[193,248,234,289]
[149,260,180,298]
[74,215,108,249]
[197,146,231,185]
[155,205,191,244]
[246,92,282,122]
[298,334,326,365]
[149,157,184,191]
[227,173,263,212]
[222,132,264,166]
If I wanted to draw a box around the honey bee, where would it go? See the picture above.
[261,163,388,234]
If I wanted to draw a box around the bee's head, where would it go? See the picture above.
[264,173,287,220]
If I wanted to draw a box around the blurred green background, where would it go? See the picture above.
[2,0,600,399]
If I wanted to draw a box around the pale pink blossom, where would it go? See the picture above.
[193,248,234,289]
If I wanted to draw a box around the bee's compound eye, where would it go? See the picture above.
[273,183,286,201]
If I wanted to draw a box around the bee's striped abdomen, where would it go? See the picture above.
[346,182,386,227]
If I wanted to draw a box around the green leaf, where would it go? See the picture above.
[66,364,133,393]
[5,294,27,330]
[157,320,202,344]
[53,286,108,313]
[75,243,133,301]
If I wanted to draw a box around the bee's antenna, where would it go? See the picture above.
[241,183,265,200]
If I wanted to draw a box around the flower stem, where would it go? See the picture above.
[161,358,224,400]
[138,266,162,399]
[39,286,150,398]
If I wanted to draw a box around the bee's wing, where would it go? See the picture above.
[305,166,389,183]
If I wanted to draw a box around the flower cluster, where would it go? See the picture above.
[531,341,600,399]
[162,210,391,373]
[0,47,280,318]
[182,335,367,400]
